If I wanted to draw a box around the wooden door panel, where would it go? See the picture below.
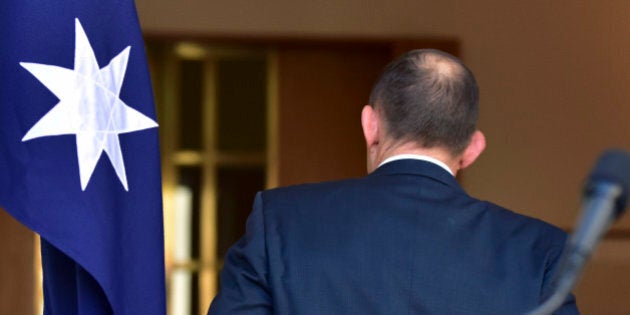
[276,47,389,186]
[276,40,459,186]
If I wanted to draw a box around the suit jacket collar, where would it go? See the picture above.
[370,159,464,192]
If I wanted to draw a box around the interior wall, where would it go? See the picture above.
[452,1,630,229]
[135,1,630,313]
[136,0,630,228]
[135,0,454,38]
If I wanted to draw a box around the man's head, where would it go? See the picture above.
[362,49,485,173]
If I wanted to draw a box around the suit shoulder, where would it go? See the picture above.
[262,177,366,201]
[482,201,569,246]
[256,177,371,220]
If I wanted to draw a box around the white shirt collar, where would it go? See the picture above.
[378,154,454,176]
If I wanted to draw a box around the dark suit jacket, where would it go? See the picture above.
[209,159,579,314]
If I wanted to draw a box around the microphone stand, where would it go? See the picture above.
[525,184,621,315]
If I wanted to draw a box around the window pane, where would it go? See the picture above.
[216,58,267,152]
[170,166,202,315]
[168,269,192,315]
[178,60,203,150]
[191,271,199,315]
[216,166,265,258]
[178,166,202,259]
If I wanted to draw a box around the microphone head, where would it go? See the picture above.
[587,149,630,217]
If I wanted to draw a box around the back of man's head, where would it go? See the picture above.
[368,49,479,156]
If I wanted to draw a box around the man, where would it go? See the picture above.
[208,49,578,314]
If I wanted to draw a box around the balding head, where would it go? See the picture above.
[368,49,479,156]
[418,52,463,80]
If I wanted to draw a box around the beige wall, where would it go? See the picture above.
[135,0,454,38]
[452,1,630,228]
[136,0,630,227]
[136,1,630,313]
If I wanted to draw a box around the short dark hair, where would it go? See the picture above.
[368,49,479,155]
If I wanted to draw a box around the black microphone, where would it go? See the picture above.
[527,149,630,315]
[570,149,630,257]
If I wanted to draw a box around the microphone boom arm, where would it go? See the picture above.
[525,183,622,315]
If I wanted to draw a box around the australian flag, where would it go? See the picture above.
[0,0,166,314]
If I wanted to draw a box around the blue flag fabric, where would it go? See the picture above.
[0,1,166,314]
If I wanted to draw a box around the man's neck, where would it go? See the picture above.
[372,142,460,175]
[379,154,454,175]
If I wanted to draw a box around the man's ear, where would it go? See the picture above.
[361,105,380,148]
[459,130,486,170]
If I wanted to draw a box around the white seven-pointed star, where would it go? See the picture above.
[20,18,158,191]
